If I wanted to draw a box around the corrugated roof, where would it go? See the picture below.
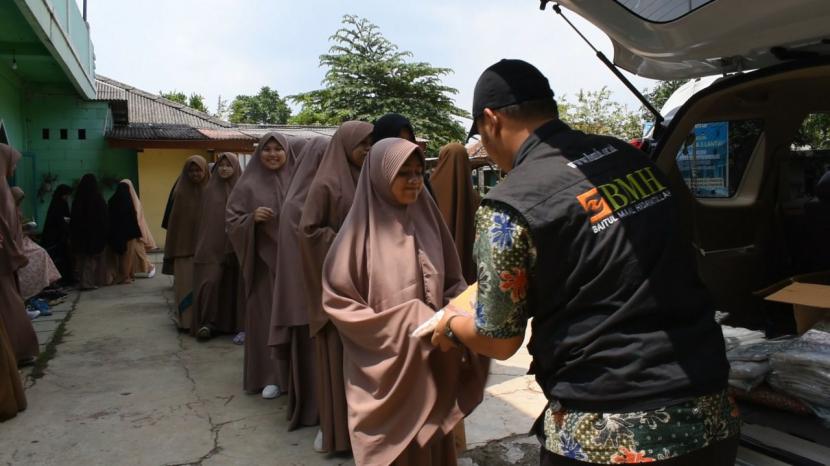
[108,124,209,140]
[95,75,233,129]
[237,124,341,140]
[198,128,256,141]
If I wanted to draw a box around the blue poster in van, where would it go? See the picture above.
[676,121,729,197]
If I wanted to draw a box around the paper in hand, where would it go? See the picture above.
[410,283,479,338]
[411,310,444,338]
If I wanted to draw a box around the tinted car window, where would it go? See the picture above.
[616,0,714,22]
[676,119,764,198]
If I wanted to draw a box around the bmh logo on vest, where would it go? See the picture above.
[577,167,672,234]
[576,188,613,224]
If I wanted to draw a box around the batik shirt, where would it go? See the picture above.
[472,202,741,464]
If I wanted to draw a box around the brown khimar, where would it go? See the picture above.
[165,155,209,330]
[226,132,297,393]
[322,138,489,466]
[164,155,210,263]
[270,136,329,430]
[298,120,372,453]
[430,143,480,284]
[299,120,374,335]
[0,144,27,275]
[192,153,242,336]
[1,145,39,368]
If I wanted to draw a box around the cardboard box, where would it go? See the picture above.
[758,271,830,334]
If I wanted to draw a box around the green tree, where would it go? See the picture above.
[290,15,468,153]
[794,112,830,150]
[640,80,688,122]
[559,87,642,140]
[159,90,209,113]
[160,90,187,104]
[229,87,291,124]
[187,94,208,113]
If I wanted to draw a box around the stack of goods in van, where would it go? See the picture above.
[767,324,830,423]
[722,325,765,352]
[721,325,812,415]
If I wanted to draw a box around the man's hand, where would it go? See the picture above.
[429,302,524,360]
[431,304,465,352]
[253,207,275,223]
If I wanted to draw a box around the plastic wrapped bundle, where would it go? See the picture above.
[768,329,830,422]
[725,335,791,391]
[721,325,766,352]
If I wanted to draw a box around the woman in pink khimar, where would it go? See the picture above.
[322,137,489,465]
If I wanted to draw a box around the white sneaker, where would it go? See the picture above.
[135,266,157,279]
[313,429,324,453]
[27,310,41,320]
[261,385,281,399]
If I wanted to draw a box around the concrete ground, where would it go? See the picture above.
[0,265,547,465]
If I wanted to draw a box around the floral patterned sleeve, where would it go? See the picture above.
[473,201,536,339]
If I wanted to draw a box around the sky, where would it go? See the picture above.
[84,0,658,123]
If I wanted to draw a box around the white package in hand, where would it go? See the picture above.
[411,310,444,338]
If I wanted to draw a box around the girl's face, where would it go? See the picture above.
[187,163,206,183]
[217,158,235,179]
[348,135,373,167]
[260,140,287,171]
[390,154,424,205]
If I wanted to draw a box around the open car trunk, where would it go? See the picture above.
[554,0,830,80]
[650,58,830,464]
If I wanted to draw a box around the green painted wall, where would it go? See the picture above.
[0,72,25,149]
[21,90,138,228]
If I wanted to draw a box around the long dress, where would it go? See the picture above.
[299,121,374,452]
[0,143,33,415]
[12,185,61,298]
[322,138,489,466]
[270,136,329,430]
[2,180,39,364]
[164,156,210,330]
[18,236,61,299]
[0,312,26,421]
[227,132,296,394]
[122,179,155,275]
[40,185,73,283]
[107,182,144,284]
[70,174,109,289]
[192,153,243,336]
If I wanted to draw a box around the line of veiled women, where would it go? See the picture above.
[161,114,489,465]
[1,143,158,423]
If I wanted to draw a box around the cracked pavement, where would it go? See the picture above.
[0,265,547,465]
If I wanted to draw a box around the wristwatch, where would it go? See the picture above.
[444,314,463,345]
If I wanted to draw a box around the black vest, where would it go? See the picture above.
[486,120,728,412]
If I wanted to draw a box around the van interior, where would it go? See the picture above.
[655,61,830,337]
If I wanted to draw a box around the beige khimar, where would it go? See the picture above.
[430,143,480,284]
[192,153,243,337]
[322,138,490,466]
[121,179,157,251]
[226,132,297,394]
[298,120,373,453]
[0,144,39,366]
[164,155,210,330]
[270,136,330,430]
[119,180,154,275]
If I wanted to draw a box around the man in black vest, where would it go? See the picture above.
[431,60,738,465]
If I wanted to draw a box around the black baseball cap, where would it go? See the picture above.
[468,59,554,139]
